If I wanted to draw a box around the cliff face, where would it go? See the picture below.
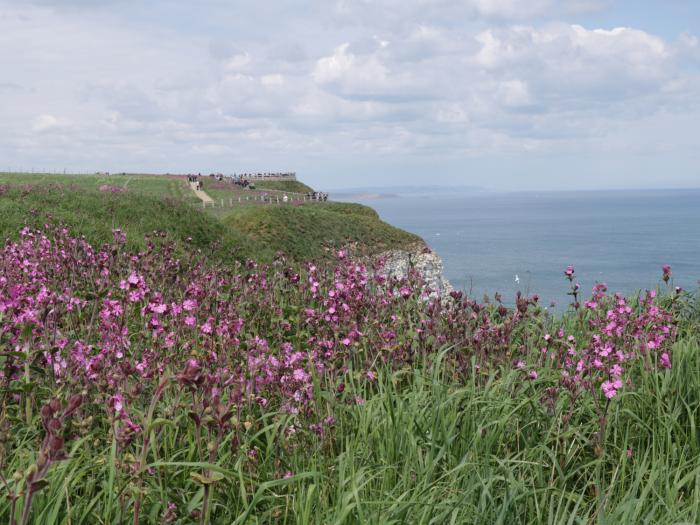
[376,245,453,298]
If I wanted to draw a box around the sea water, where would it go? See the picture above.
[338,188,700,308]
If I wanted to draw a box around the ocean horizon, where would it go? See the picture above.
[336,187,700,308]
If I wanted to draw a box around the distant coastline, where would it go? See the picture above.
[331,184,486,202]
[332,191,399,201]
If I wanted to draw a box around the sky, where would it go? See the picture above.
[0,0,698,191]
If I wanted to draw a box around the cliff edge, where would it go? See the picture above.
[376,244,453,298]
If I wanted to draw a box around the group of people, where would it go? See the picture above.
[306,191,329,201]
[232,172,296,179]
[230,176,255,189]
[183,172,328,202]
[186,174,203,190]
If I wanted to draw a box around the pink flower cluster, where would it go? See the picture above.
[542,267,675,409]
[0,226,680,484]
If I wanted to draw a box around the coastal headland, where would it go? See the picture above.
[0,171,696,523]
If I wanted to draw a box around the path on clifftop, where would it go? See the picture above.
[189,181,213,204]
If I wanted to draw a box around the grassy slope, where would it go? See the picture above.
[0,173,421,262]
[252,179,314,193]
[0,179,269,262]
[0,173,198,204]
[222,201,422,260]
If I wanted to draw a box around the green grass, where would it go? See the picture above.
[0,172,198,203]
[252,180,314,194]
[222,202,422,260]
[0,172,423,262]
[0,181,269,262]
[195,179,293,212]
[6,335,700,523]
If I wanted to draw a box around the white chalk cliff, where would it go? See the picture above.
[375,245,453,298]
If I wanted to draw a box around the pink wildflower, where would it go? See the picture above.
[660,352,672,369]
[183,299,197,311]
[601,379,623,399]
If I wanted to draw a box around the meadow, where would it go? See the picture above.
[0,174,417,263]
[0,174,699,524]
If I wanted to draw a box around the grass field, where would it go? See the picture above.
[252,180,314,194]
[222,202,421,260]
[0,172,422,262]
[0,173,198,203]
[0,176,269,262]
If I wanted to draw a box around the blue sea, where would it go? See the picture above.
[336,188,700,308]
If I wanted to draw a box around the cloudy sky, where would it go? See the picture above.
[1,0,698,190]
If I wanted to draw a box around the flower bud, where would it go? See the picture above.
[40,404,53,419]
[64,394,83,416]
[48,418,62,433]
[25,464,38,479]
[48,435,64,453]
[49,399,61,413]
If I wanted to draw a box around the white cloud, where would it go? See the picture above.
[260,74,285,87]
[470,0,606,19]
[223,52,252,72]
[32,114,69,132]
[313,43,356,83]
[472,0,554,19]
[0,0,698,189]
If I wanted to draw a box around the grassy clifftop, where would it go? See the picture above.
[223,202,421,260]
[252,179,314,194]
[0,173,421,262]
[0,182,267,261]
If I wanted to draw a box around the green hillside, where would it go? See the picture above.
[252,179,314,193]
[0,173,421,262]
[0,180,268,261]
[222,201,421,260]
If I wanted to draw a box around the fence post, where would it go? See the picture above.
[221,199,224,207]
[202,201,205,209]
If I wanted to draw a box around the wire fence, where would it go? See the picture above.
[199,193,328,209]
